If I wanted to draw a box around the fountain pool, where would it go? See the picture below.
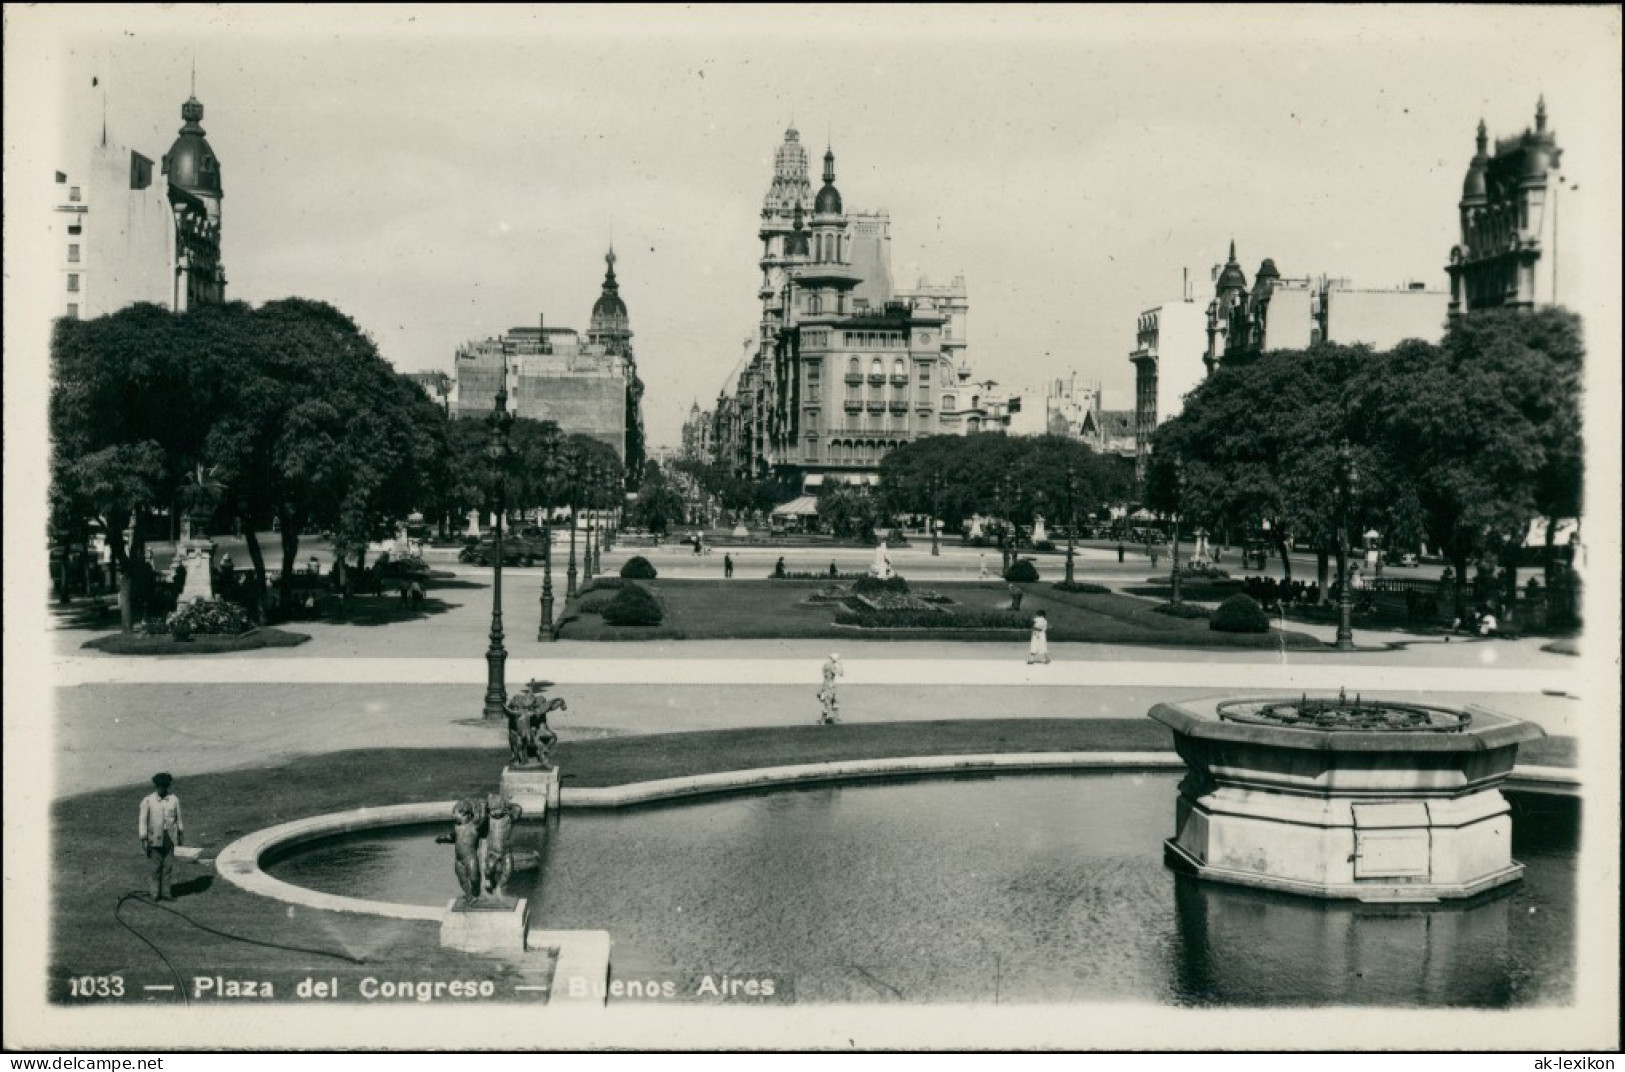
[263,772,1576,1006]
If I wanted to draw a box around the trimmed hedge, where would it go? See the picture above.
[601,582,664,626]
[1005,559,1040,583]
[1211,593,1270,633]
[1153,601,1211,619]
[1052,581,1109,594]
[852,574,910,595]
[620,556,658,580]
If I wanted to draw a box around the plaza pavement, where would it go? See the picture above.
[46,541,1590,796]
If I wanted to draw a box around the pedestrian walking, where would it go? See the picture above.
[774,556,787,579]
[1117,542,1125,564]
[1027,609,1050,664]
[408,579,425,608]
[1149,546,1159,570]
[1008,583,1024,612]
[817,653,844,724]
[979,553,989,580]
[724,553,734,578]
[138,772,184,901]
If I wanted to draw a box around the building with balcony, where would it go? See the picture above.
[1447,98,1580,317]
[49,89,227,320]
[714,126,1006,488]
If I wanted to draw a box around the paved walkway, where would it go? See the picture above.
[43,548,1593,797]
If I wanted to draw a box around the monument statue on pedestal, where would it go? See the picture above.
[868,541,894,580]
[505,679,566,769]
[483,792,524,902]
[436,796,489,907]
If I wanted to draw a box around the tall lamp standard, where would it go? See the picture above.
[1170,456,1185,607]
[1335,439,1358,651]
[537,439,556,642]
[1064,463,1078,586]
[591,458,604,578]
[482,386,516,721]
[929,475,942,557]
[564,445,580,599]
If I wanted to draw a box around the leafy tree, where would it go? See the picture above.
[879,433,1130,536]
[816,484,879,541]
[629,463,688,534]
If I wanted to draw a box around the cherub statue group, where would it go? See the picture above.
[436,791,525,908]
[505,679,566,769]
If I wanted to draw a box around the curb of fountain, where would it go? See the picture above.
[214,754,1581,919]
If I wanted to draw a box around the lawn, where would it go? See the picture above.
[556,579,1323,648]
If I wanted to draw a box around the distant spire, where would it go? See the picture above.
[1476,118,1487,154]
[823,146,836,185]
[190,55,196,97]
[1535,94,1547,133]
[1227,239,1237,262]
[604,245,617,283]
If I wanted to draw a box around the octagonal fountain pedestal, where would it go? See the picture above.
[1149,695,1545,903]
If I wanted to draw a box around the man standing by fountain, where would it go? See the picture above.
[137,773,184,901]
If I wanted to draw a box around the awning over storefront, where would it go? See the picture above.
[772,495,821,518]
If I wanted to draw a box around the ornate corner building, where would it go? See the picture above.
[1446,98,1569,316]
[713,126,1004,488]
[51,91,227,320]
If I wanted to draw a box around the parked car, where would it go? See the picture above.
[459,531,547,566]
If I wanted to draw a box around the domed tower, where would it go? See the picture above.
[810,146,848,264]
[162,91,226,309]
[587,246,632,355]
[1204,241,1249,375]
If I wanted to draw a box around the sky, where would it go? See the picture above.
[9,5,1622,447]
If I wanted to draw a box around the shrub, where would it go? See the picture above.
[601,582,663,626]
[1211,593,1270,633]
[1005,559,1040,583]
[579,577,624,594]
[1035,539,1055,552]
[1053,581,1109,594]
[852,574,910,595]
[577,591,616,615]
[1153,601,1211,619]
[165,597,251,638]
[620,556,658,580]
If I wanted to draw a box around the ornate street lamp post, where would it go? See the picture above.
[482,386,516,721]
[1170,456,1185,607]
[1064,463,1078,586]
[1336,439,1358,651]
[930,475,942,557]
[591,458,604,578]
[565,445,580,599]
[538,442,556,641]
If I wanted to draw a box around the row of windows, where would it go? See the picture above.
[842,331,903,348]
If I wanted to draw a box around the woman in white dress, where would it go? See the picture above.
[1027,609,1050,665]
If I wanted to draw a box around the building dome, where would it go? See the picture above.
[1462,119,1489,200]
[163,95,222,199]
[1216,241,1247,292]
[589,248,629,330]
[1256,258,1281,282]
[814,148,843,215]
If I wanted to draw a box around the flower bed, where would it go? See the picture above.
[836,606,1027,630]
[161,597,251,640]
[84,627,310,655]
[1053,581,1110,594]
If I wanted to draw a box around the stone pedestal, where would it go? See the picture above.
[176,538,216,604]
[500,765,560,818]
[441,897,529,953]
[1151,698,1544,902]
[1031,515,1048,544]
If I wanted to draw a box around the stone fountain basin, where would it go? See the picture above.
[1149,696,1546,901]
